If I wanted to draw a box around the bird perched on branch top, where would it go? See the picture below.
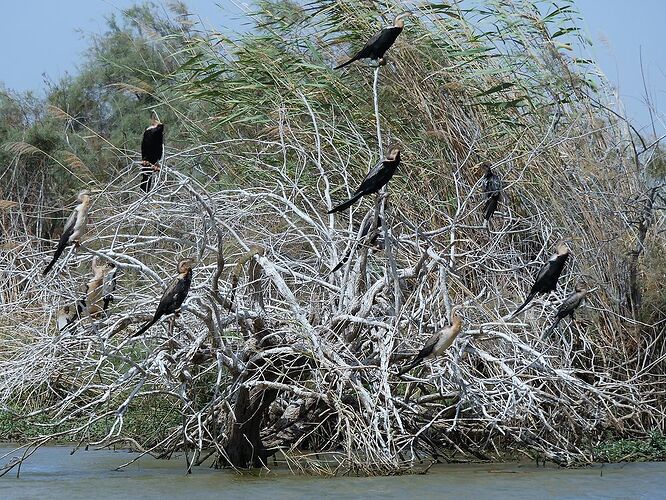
[481,163,502,224]
[398,312,463,375]
[328,147,401,213]
[140,113,164,192]
[133,259,194,337]
[541,286,588,339]
[511,240,570,318]
[334,12,411,70]
[43,190,91,275]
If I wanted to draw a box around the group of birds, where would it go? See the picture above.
[49,113,191,337]
[43,12,587,375]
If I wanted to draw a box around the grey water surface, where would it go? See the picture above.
[0,445,664,500]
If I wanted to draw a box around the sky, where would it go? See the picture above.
[0,0,664,137]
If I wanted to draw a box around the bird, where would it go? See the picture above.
[132,259,194,337]
[85,257,116,319]
[482,163,502,224]
[328,147,401,214]
[102,263,118,311]
[329,216,383,274]
[334,12,410,70]
[398,312,463,375]
[43,190,92,275]
[511,240,571,318]
[140,113,164,192]
[541,286,588,339]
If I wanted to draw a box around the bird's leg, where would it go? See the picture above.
[153,162,161,172]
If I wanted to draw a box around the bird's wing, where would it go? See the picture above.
[416,331,440,359]
[486,174,502,196]
[558,292,582,315]
[355,28,386,57]
[355,157,385,194]
[532,260,552,287]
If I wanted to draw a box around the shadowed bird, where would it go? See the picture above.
[482,163,502,224]
[328,147,401,213]
[102,263,118,311]
[329,216,383,274]
[43,190,92,275]
[541,286,588,339]
[334,12,410,70]
[140,114,164,192]
[511,241,570,318]
[398,313,463,375]
[132,259,194,337]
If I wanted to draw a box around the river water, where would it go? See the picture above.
[0,445,664,499]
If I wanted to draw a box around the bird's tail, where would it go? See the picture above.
[328,193,363,214]
[511,291,537,318]
[541,317,562,340]
[334,57,358,70]
[398,358,421,376]
[484,196,499,221]
[132,317,158,338]
[43,246,65,275]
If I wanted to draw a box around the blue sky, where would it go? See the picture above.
[0,1,663,137]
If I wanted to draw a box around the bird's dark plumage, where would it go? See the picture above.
[133,259,193,337]
[102,264,118,311]
[140,117,164,193]
[482,164,502,222]
[334,14,408,69]
[43,191,91,275]
[511,241,570,318]
[542,287,587,339]
[328,148,401,214]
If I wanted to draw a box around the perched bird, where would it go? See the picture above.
[511,241,570,318]
[43,190,92,275]
[133,259,194,337]
[85,257,116,318]
[398,313,463,375]
[541,286,588,339]
[329,216,383,274]
[140,114,164,192]
[334,12,410,69]
[102,263,118,311]
[328,147,401,214]
[57,304,81,332]
[482,163,502,224]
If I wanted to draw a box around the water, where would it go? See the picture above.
[0,445,664,499]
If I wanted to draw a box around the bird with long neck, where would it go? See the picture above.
[328,147,401,213]
[140,114,164,192]
[334,12,410,70]
[398,311,464,375]
[133,259,194,337]
[541,286,588,339]
[43,190,91,275]
[511,241,570,318]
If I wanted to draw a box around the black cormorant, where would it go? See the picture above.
[482,163,502,224]
[542,286,587,339]
[140,115,164,192]
[398,313,463,375]
[133,259,193,337]
[334,13,410,69]
[43,190,91,275]
[328,147,401,213]
[511,241,570,318]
